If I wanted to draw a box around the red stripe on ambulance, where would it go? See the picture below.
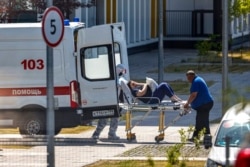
[0,80,81,108]
[0,86,70,96]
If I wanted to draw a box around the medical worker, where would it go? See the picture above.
[91,64,127,140]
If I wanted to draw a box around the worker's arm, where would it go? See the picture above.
[184,92,197,108]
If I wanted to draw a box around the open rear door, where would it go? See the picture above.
[111,23,130,78]
[76,23,127,120]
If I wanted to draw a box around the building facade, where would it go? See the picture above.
[76,0,250,50]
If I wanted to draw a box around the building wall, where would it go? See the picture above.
[110,0,160,48]
[75,0,216,49]
[75,0,162,48]
[166,0,213,36]
[166,0,212,10]
[75,0,96,27]
[74,0,250,49]
[194,0,213,9]
[167,0,194,10]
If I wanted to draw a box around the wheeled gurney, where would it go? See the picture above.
[119,80,191,143]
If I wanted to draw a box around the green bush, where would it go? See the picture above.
[195,34,222,56]
[166,126,206,167]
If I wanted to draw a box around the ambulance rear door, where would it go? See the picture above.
[77,23,126,120]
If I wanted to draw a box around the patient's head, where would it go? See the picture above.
[127,80,136,90]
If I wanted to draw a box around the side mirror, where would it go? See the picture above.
[204,134,212,149]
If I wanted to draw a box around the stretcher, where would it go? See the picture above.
[119,80,191,143]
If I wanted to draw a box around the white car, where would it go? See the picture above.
[205,103,250,167]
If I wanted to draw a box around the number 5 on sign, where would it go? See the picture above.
[42,6,64,48]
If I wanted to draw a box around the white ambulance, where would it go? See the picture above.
[0,19,130,136]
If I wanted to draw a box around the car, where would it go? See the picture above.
[205,103,250,167]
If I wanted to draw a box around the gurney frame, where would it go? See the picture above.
[120,97,190,143]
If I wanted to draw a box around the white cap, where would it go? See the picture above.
[116,64,126,76]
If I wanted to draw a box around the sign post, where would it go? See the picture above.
[41,6,64,167]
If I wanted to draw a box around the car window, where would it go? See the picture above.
[215,120,250,147]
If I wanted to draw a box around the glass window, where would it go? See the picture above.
[80,45,114,80]
[114,43,121,65]
[215,120,250,147]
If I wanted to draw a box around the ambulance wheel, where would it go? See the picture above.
[19,111,46,137]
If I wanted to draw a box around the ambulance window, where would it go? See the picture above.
[81,45,114,80]
[114,43,121,65]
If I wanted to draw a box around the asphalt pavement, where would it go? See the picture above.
[79,49,250,166]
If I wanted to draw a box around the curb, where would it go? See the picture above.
[101,157,208,161]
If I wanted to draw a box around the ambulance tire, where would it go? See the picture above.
[19,111,46,137]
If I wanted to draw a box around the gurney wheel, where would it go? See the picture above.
[127,133,136,141]
[155,134,164,143]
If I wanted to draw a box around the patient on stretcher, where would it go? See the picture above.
[127,79,182,104]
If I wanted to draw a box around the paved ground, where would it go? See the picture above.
[0,49,249,167]
[83,49,250,166]
[127,49,250,125]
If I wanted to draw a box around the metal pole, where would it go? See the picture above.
[47,46,55,167]
[222,0,228,115]
[225,136,230,167]
[158,0,164,83]
[46,0,55,167]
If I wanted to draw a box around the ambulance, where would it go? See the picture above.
[0,19,130,136]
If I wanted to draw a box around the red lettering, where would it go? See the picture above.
[28,59,35,69]
[21,59,45,70]
[37,59,44,70]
